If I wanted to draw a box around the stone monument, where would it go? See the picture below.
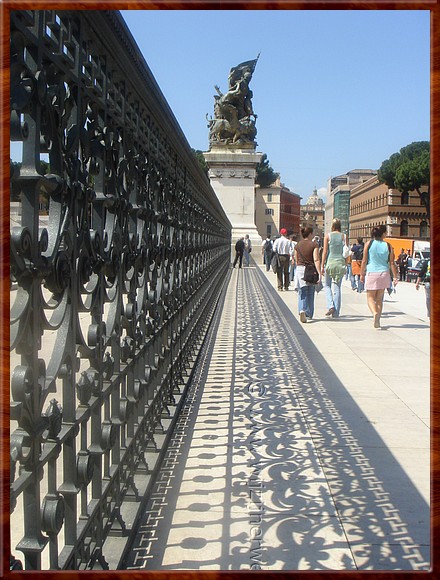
[203,57,263,250]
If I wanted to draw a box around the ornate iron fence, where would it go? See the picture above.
[10,10,231,570]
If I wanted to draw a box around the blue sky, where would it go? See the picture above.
[120,9,430,202]
[10,10,429,203]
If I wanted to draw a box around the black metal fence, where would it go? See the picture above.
[10,10,231,570]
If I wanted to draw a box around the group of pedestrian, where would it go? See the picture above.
[232,234,252,268]
[291,220,400,328]
[269,219,403,329]
[261,228,297,291]
[264,220,349,323]
[235,220,429,327]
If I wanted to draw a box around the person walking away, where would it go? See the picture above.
[396,248,408,281]
[262,235,273,271]
[345,252,354,285]
[360,225,398,328]
[294,227,321,322]
[289,235,297,282]
[416,258,430,319]
[351,237,365,292]
[243,234,252,266]
[273,228,292,291]
[233,237,245,268]
[321,218,347,318]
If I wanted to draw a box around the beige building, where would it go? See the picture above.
[300,188,326,240]
[349,175,430,244]
[255,178,302,239]
[325,169,377,236]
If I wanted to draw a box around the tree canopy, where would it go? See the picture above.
[192,149,209,177]
[378,141,430,217]
[10,160,50,202]
[255,154,279,188]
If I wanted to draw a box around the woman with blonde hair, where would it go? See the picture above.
[320,218,347,318]
[360,225,398,328]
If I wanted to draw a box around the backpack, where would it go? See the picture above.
[264,240,272,252]
[354,246,363,261]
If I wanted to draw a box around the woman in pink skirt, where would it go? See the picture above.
[360,225,399,328]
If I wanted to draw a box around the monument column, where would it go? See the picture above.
[203,56,263,251]
[203,147,262,245]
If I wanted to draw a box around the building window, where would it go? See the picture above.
[267,193,272,202]
[420,221,428,238]
[265,208,274,215]
[400,220,409,237]
[401,191,409,205]
[266,225,272,237]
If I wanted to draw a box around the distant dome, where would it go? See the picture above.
[304,187,324,207]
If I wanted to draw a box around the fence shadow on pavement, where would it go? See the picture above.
[120,265,430,571]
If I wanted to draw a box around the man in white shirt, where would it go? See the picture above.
[273,228,292,291]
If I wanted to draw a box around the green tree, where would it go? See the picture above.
[256,154,279,187]
[192,149,209,177]
[378,141,430,218]
[10,159,51,205]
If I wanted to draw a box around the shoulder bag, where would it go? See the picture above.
[297,243,319,284]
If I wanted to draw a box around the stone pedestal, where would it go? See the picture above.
[204,147,263,251]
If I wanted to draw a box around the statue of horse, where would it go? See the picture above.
[207,100,256,145]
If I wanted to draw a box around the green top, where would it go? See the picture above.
[325,232,346,282]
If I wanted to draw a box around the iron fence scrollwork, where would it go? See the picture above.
[10,9,231,570]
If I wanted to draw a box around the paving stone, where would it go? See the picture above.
[121,263,430,571]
